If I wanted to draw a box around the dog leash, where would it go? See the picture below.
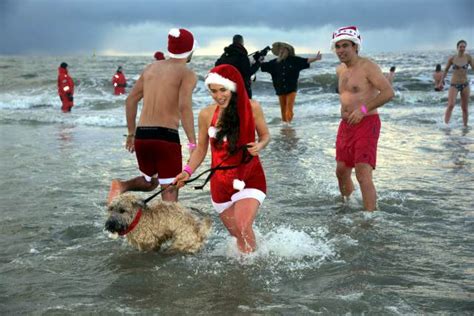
[142,145,253,205]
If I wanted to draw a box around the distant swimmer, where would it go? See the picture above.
[112,66,127,95]
[260,42,322,125]
[433,64,444,91]
[154,51,165,61]
[108,28,197,204]
[384,66,396,85]
[443,40,473,126]
[174,64,270,253]
[331,26,394,211]
[57,62,75,112]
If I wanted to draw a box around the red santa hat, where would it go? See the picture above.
[331,26,362,52]
[154,51,165,60]
[204,64,255,147]
[167,28,197,59]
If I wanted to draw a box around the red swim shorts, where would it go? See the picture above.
[335,114,381,169]
[134,126,182,184]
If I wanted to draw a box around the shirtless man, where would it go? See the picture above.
[331,26,394,211]
[108,28,197,203]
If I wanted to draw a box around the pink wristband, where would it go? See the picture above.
[360,104,368,114]
[183,164,193,176]
[187,143,197,149]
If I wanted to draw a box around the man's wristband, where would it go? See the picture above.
[360,104,368,114]
[187,143,197,149]
[183,164,193,176]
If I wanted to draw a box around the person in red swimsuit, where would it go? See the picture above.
[174,64,270,253]
[332,26,394,211]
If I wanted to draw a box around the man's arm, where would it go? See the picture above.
[347,61,394,125]
[307,51,322,64]
[179,71,197,147]
[124,74,144,152]
[365,62,394,112]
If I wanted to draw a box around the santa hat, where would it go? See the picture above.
[204,64,255,147]
[167,28,197,59]
[154,51,165,60]
[331,26,362,52]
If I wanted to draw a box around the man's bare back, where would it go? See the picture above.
[127,59,197,130]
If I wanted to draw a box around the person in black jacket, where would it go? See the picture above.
[261,42,322,124]
[215,35,262,98]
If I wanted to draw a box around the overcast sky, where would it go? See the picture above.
[1,0,472,56]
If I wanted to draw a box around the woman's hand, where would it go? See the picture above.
[173,171,191,188]
[246,142,262,156]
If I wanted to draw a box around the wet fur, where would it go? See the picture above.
[105,193,212,253]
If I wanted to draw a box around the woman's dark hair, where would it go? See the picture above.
[215,92,240,154]
[457,40,467,48]
[435,64,442,72]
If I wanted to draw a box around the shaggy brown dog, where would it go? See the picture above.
[105,193,212,253]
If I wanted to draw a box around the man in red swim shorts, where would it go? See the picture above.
[331,26,394,211]
[107,28,198,203]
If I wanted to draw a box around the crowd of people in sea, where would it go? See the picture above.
[56,27,472,253]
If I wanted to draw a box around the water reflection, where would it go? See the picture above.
[57,125,75,150]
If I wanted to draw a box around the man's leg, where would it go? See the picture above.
[336,161,354,199]
[161,184,178,202]
[107,176,158,204]
[355,163,376,211]
[286,92,297,123]
[278,95,288,122]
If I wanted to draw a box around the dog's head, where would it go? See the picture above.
[105,193,146,235]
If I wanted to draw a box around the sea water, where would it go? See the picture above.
[0,52,473,314]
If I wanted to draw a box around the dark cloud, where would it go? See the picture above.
[1,0,472,54]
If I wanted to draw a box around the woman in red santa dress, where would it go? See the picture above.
[174,64,270,253]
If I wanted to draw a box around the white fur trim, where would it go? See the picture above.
[167,39,197,59]
[169,28,180,38]
[331,35,362,52]
[158,177,175,185]
[205,72,237,92]
[211,188,266,213]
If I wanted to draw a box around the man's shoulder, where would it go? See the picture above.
[358,57,381,73]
